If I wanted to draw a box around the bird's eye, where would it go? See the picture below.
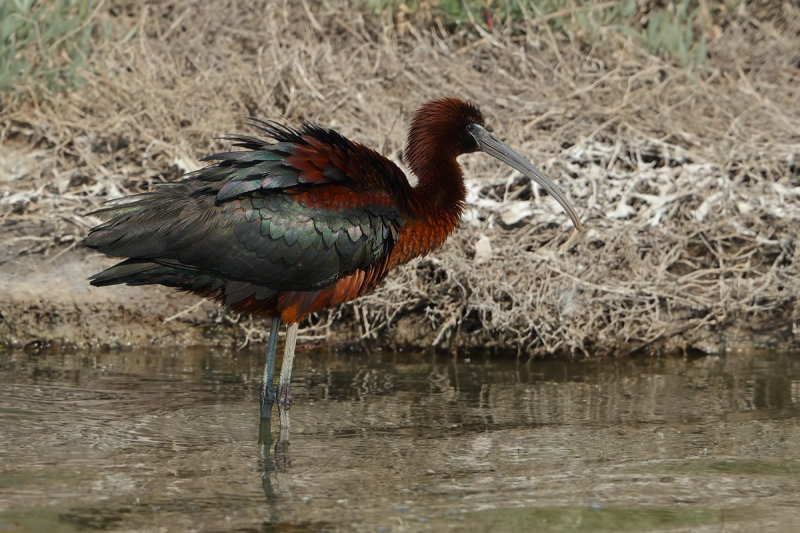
[466,124,484,138]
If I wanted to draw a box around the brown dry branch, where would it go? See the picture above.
[0,1,798,355]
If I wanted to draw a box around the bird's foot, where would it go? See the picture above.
[274,426,290,468]
[258,417,273,446]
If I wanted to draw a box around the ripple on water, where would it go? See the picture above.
[1,348,799,531]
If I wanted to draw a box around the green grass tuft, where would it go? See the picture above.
[360,0,740,66]
[0,0,107,105]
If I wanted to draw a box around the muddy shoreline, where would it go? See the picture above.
[1,249,796,356]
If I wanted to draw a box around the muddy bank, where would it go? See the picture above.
[1,247,796,356]
[1,1,798,356]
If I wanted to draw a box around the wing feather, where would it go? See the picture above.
[88,120,409,298]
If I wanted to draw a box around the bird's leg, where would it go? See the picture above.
[260,317,282,420]
[277,322,298,429]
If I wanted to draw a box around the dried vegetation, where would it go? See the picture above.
[1,0,798,355]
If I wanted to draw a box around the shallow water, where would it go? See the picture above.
[1,347,799,532]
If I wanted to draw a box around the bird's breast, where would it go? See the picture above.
[388,212,460,270]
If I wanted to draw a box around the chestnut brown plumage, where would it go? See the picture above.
[87,98,582,430]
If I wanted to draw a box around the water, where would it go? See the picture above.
[1,347,799,532]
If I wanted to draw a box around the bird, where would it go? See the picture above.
[86,98,582,432]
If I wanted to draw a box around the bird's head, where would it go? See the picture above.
[407,98,485,159]
[407,98,582,231]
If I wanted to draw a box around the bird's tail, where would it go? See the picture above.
[89,258,224,294]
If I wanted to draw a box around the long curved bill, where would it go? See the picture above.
[469,124,582,231]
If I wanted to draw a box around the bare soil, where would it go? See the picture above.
[1,1,798,356]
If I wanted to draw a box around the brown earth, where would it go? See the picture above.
[1,1,798,356]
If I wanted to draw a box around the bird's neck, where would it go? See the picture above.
[388,155,466,269]
[409,156,466,224]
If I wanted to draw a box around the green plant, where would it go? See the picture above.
[360,0,734,66]
[0,0,105,104]
[644,0,709,66]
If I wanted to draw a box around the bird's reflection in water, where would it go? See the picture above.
[260,418,292,510]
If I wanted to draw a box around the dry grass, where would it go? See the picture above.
[1,0,798,355]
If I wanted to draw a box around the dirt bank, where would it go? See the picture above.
[1,1,798,355]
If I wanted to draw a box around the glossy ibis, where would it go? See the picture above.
[87,98,582,430]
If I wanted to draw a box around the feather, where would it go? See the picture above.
[87,119,407,316]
